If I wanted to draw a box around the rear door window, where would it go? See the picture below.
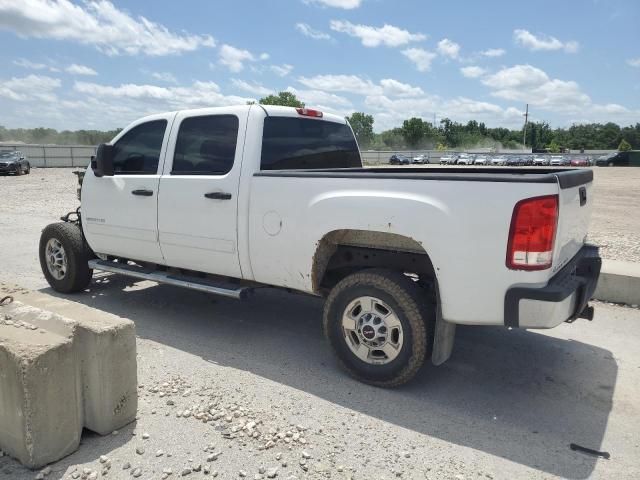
[261,117,360,170]
[172,115,239,175]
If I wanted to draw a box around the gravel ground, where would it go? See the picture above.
[1,167,640,480]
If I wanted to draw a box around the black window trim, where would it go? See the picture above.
[170,113,240,176]
[112,119,168,176]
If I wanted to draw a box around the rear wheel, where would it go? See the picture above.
[608,161,614,167]
[323,269,433,387]
[39,222,93,293]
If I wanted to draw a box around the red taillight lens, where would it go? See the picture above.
[296,107,323,118]
[506,195,558,270]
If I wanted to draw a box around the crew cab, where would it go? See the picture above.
[39,105,601,387]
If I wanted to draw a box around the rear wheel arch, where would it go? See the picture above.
[312,229,438,294]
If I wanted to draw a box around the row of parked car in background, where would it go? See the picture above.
[388,151,637,167]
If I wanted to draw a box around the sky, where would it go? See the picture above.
[0,0,638,133]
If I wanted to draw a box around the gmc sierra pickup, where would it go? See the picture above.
[39,104,601,386]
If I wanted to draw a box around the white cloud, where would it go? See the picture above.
[285,86,352,107]
[379,78,423,97]
[329,20,426,47]
[151,72,178,83]
[480,48,506,57]
[482,64,590,111]
[0,0,215,56]
[437,38,460,59]
[0,74,61,102]
[513,29,578,53]
[363,93,525,131]
[218,44,267,72]
[460,66,487,78]
[13,58,60,72]
[304,0,361,9]
[65,64,97,76]
[13,58,47,70]
[295,23,332,40]
[297,74,423,99]
[298,74,379,93]
[270,64,294,77]
[231,79,273,96]
[627,58,640,68]
[401,48,437,72]
[73,80,250,110]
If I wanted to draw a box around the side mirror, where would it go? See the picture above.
[92,143,114,177]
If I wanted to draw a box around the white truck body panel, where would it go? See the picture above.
[81,105,596,328]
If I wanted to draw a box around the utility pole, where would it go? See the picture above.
[522,104,529,151]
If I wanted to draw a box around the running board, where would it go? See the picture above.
[88,259,250,300]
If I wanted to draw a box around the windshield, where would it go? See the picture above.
[0,151,16,158]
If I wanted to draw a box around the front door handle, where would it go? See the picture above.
[131,189,154,196]
[204,192,232,200]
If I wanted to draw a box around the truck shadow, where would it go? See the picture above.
[41,276,617,479]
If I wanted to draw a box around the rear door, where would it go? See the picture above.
[82,117,170,264]
[157,109,247,278]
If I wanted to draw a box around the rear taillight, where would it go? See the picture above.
[296,107,323,118]
[506,195,559,270]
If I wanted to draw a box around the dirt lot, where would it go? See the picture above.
[588,167,640,263]
[1,168,640,480]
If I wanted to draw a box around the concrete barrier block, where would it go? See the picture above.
[0,304,82,469]
[593,260,640,306]
[0,285,138,469]
[75,320,137,435]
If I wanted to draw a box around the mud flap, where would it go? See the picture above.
[431,298,456,365]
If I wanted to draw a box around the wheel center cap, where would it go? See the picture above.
[362,325,375,340]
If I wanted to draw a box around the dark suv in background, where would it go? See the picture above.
[0,150,30,175]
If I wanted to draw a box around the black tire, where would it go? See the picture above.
[39,222,93,293]
[323,269,433,387]
[608,161,614,167]
[15,165,22,176]
[25,164,30,174]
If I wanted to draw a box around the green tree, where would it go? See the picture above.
[618,138,632,151]
[346,112,374,148]
[401,117,427,147]
[547,140,561,153]
[259,91,304,108]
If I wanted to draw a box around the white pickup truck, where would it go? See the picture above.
[39,105,601,386]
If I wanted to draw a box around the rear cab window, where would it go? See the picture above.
[260,117,360,170]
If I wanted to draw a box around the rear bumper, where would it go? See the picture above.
[504,245,601,329]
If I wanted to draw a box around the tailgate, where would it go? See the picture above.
[552,170,594,274]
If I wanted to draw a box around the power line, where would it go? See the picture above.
[522,104,529,150]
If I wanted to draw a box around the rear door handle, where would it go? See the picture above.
[204,192,232,200]
[131,189,154,196]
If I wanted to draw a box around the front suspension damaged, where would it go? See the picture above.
[60,206,82,226]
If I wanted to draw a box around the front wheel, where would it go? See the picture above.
[39,222,93,293]
[323,269,433,387]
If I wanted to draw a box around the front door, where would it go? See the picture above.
[157,109,246,278]
[81,117,170,264]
